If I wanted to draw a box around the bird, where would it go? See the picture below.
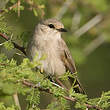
[26,18,85,94]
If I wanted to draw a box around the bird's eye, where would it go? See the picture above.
[48,24,55,28]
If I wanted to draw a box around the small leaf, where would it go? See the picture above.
[3,41,14,50]
[33,8,38,16]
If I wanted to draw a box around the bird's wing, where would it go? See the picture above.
[58,38,76,73]
[58,38,85,94]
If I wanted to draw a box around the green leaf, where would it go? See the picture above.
[3,41,14,50]
[33,8,38,16]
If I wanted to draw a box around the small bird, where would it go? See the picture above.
[26,18,85,93]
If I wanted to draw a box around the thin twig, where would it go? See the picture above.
[51,82,64,89]
[0,33,9,40]
[55,0,74,20]
[85,103,103,110]
[71,11,81,32]
[17,0,21,17]
[83,34,105,56]
[13,92,21,110]
[22,80,103,110]
[56,77,67,89]
[9,3,18,11]
[0,32,26,55]
[0,3,18,14]
[74,14,103,38]
[0,63,8,66]
[24,0,45,18]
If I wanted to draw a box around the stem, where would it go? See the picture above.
[83,34,105,56]
[0,32,26,55]
[13,92,21,110]
[74,14,103,38]
[22,80,103,110]
[17,0,21,17]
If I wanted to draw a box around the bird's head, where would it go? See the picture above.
[38,18,67,34]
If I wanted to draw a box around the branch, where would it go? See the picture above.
[17,0,21,17]
[83,34,105,56]
[0,3,18,14]
[85,104,103,110]
[24,0,45,18]
[0,33,26,55]
[13,92,21,110]
[22,80,103,110]
[74,14,103,38]
[71,11,81,32]
[55,0,74,20]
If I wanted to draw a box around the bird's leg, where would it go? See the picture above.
[44,75,67,90]
[40,65,44,73]
[45,75,55,82]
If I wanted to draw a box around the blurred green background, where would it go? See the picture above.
[0,0,110,109]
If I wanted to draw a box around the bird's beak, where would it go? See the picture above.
[57,28,67,32]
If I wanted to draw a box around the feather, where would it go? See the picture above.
[58,38,85,94]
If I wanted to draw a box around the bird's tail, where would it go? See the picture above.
[68,76,85,94]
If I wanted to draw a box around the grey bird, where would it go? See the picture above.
[26,18,85,93]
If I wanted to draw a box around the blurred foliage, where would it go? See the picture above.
[0,16,10,34]
[0,0,110,110]
[0,53,110,110]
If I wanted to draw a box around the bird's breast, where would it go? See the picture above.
[39,41,66,76]
[27,34,66,76]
